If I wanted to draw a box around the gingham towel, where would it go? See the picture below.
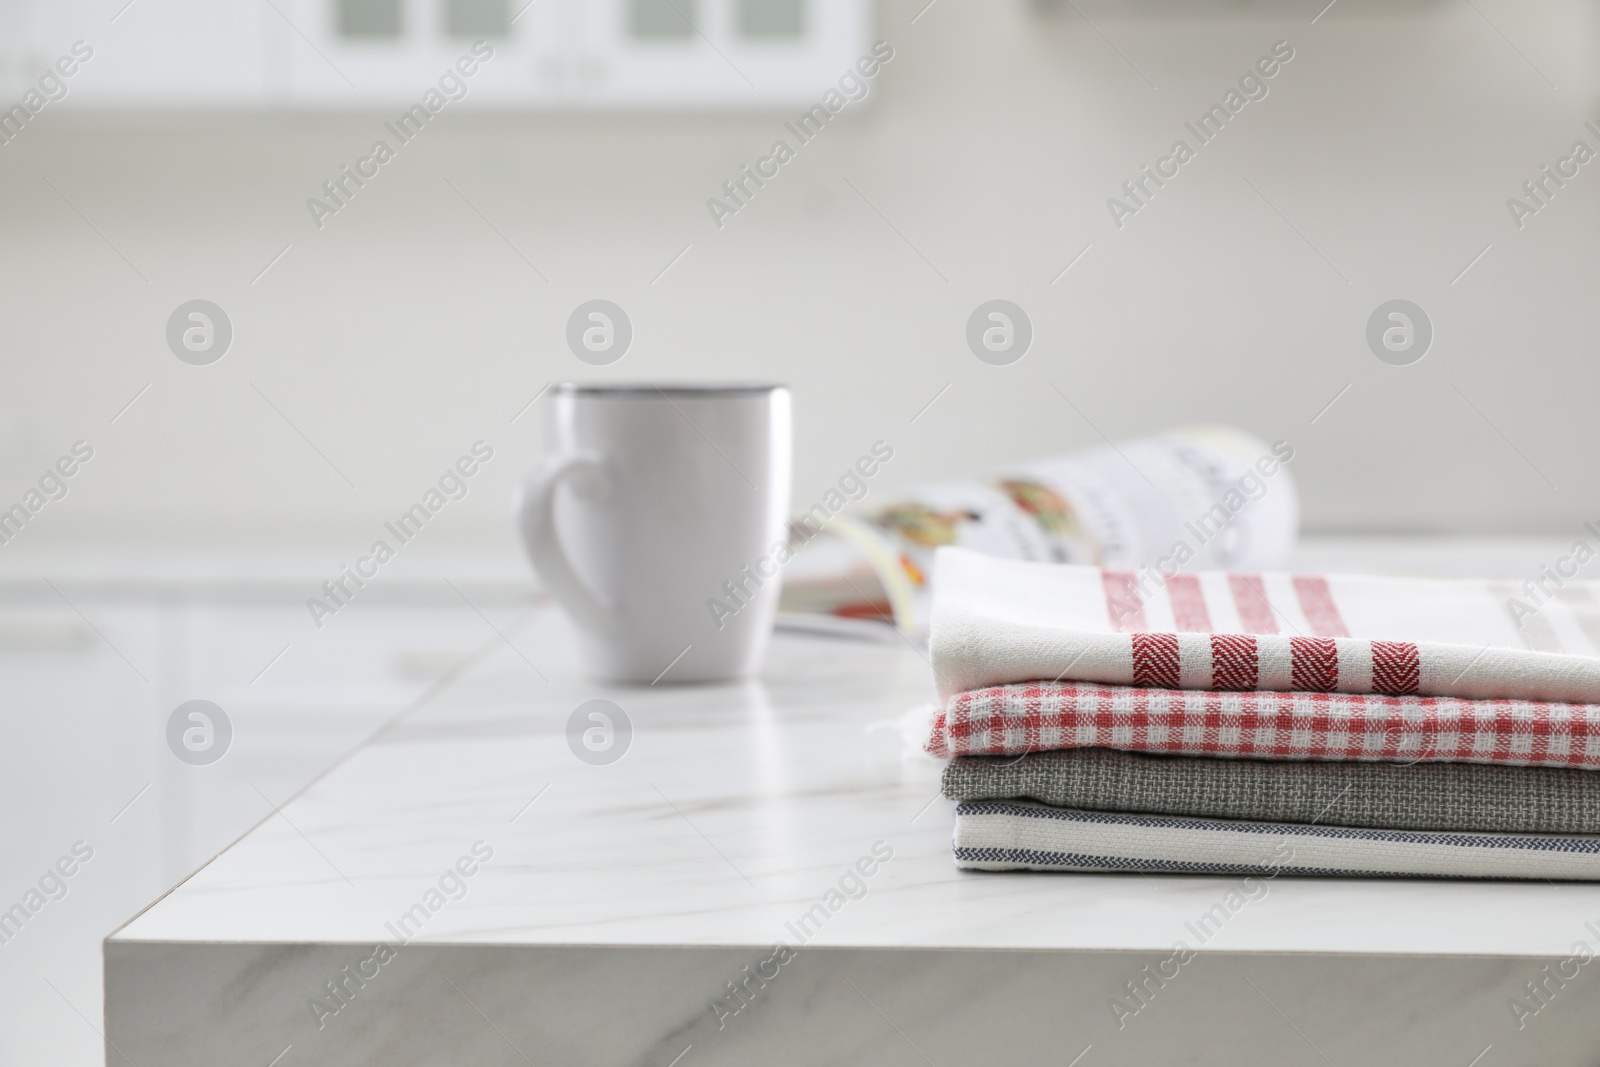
[943,748,1600,833]
[954,800,1600,880]
[930,547,1600,704]
[925,681,1600,769]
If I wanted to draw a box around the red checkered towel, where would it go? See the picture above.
[924,681,1600,767]
[929,547,1600,705]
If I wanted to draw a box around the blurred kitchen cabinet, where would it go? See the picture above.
[0,0,870,107]
[0,589,496,891]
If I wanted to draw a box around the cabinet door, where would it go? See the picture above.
[0,594,164,1067]
[1,0,871,107]
[169,596,502,879]
[0,588,520,1066]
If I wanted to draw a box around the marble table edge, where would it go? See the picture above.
[103,625,511,945]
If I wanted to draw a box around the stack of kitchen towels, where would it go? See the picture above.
[925,547,1600,879]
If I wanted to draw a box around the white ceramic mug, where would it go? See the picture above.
[515,383,792,684]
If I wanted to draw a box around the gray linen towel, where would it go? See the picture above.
[941,748,1600,834]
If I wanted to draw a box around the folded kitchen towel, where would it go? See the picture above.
[943,748,1600,833]
[930,547,1600,705]
[925,680,1600,768]
[953,800,1600,880]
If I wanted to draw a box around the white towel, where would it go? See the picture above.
[929,547,1600,705]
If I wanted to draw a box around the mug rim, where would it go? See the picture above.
[551,382,786,397]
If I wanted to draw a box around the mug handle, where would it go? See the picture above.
[514,455,619,636]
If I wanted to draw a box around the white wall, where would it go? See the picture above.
[2,0,1598,570]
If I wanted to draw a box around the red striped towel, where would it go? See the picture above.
[929,547,1600,706]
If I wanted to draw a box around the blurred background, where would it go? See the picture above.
[3,0,1598,547]
[2,0,1598,1061]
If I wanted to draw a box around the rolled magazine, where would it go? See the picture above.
[777,425,1298,636]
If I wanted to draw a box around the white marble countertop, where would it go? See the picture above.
[111,593,1600,960]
